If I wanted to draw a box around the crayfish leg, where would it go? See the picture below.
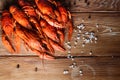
[48,0,58,7]
[67,20,73,41]
[49,39,66,52]
[24,42,30,51]
[30,48,55,60]
[14,32,21,53]
[40,19,59,42]
[2,31,15,53]
[38,52,55,60]
[18,0,31,7]
[57,29,65,46]
[42,39,55,54]
[68,11,72,20]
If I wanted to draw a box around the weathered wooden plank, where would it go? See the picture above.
[0,0,120,12]
[0,56,120,80]
[70,12,120,56]
[64,0,120,12]
[0,12,120,56]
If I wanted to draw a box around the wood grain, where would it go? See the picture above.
[64,0,120,12]
[0,0,120,80]
[0,56,120,80]
[70,12,120,56]
[0,0,120,12]
[0,12,120,56]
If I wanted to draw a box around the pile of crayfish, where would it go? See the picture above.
[1,0,73,60]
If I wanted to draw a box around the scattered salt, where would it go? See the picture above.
[74,40,78,45]
[82,19,85,22]
[79,69,83,74]
[84,38,90,43]
[95,41,97,44]
[74,29,77,32]
[96,24,99,28]
[77,23,85,30]
[78,29,82,33]
[89,51,93,55]
[81,50,84,54]
[79,69,83,76]
[63,70,69,74]
[109,28,112,32]
[64,23,99,75]
[82,43,85,47]
[69,62,77,69]
[67,45,72,49]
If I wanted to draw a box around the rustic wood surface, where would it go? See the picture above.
[0,0,120,80]
[0,0,120,12]
[0,12,120,56]
[64,0,120,12]
[0,56,120,80]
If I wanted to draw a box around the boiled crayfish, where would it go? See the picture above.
[0,0,73,60]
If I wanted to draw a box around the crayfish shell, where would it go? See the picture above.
[0,0,73,60]
[9,5,32,29]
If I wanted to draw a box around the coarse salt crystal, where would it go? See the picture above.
[84,38,90,43]
[77,24,85,30]
[109,28,112,32]
[89,51,93,55]
[79,69,83,74]
[96,24,99,28]
[63,70,69,74]
[74,40,78,45]
[67,44,71,49]
[81,50,84,54]
[79,69,83,76]
[74,29,77,32]
[82,43,85,47]
[95,37,98,41]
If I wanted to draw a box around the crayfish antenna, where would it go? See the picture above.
[38,52,55,60]
[32,49,55,60]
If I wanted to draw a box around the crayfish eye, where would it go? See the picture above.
[42,43,49,50]
[42,44,47,48]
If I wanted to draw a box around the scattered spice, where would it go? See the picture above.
[34,67,38,72]
[16,64,20,69]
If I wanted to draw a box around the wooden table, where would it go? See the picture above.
[0,0,120,80]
